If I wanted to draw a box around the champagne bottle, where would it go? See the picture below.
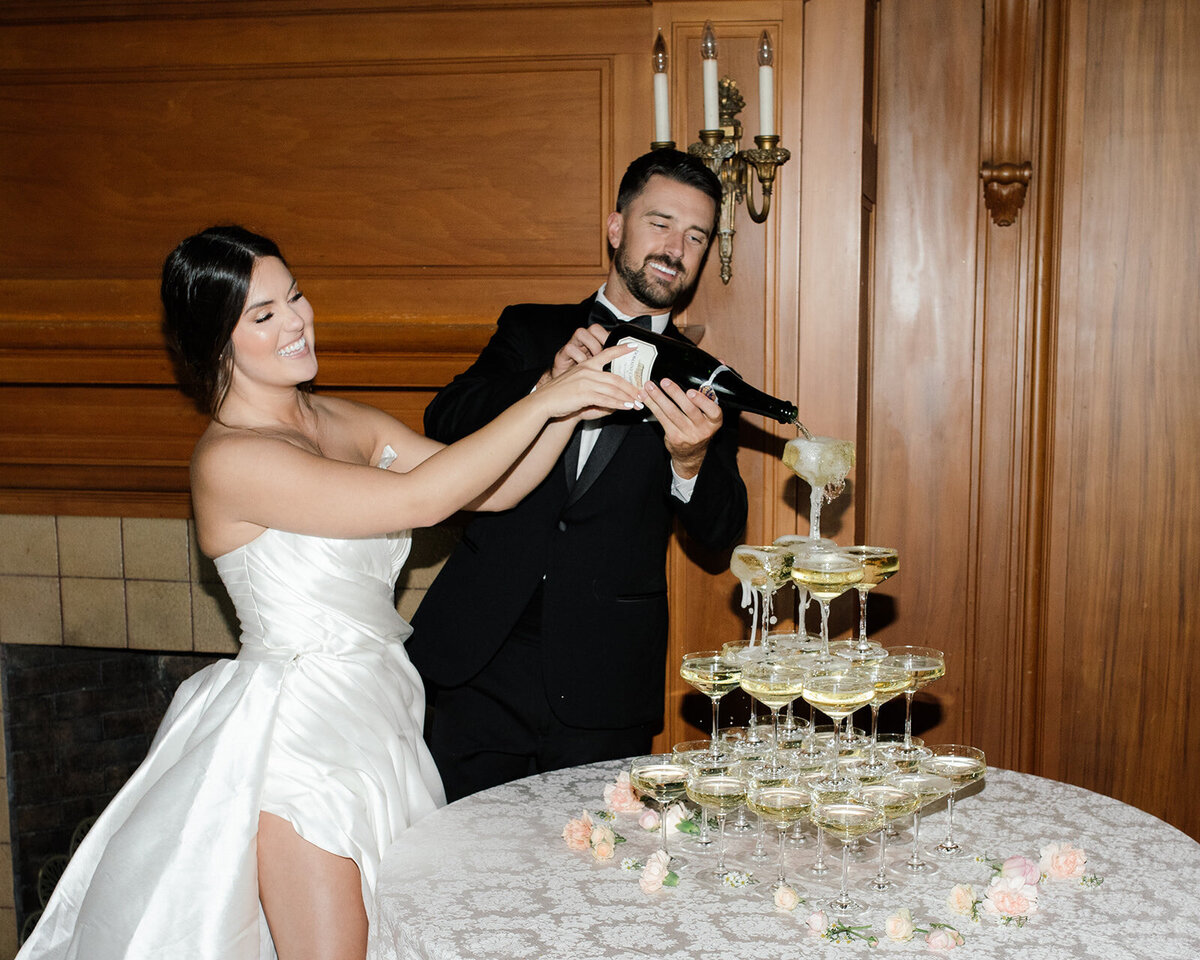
[603,324,798,424]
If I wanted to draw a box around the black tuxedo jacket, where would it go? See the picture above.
[407,297,748,729]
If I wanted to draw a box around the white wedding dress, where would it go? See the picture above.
[18,449,445,959]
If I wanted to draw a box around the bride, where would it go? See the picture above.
[17,226,647,960]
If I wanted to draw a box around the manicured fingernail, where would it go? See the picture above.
[623,401,635,409]
[646,381,657,391]
[635,401,645,410]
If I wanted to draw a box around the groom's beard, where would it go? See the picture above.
[613,245,693,311]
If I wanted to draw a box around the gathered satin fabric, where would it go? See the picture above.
[18,450,445,960]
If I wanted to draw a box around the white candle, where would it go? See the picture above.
[757,30,775,137]
[654,73,670,142]
[758,65,775,137]
[701,21,719,131]
[652,30,670,143]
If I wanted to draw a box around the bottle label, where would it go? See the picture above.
[609,336,658,389]
[697,364,731,403]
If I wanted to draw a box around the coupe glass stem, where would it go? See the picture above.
[856,586,870,653]
[871,828,891,890]
[905,809,926,870]
[658,800,672,861]
[938,791,959,853]
[709,695,722,754]
[714,812,730,876]
[811,826,828,874]
[902,690,915,749]
[868,705,881,763]
[775,825,790,887]
[833,841,853,911]
[829,715,843,780]
[818,600,832,656]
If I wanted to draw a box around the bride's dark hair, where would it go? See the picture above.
[161,225,287,416]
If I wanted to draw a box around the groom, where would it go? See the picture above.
[408,149,748,801]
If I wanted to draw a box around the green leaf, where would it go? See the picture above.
[663,871,679,887]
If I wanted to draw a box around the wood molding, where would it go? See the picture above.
[980,0,1035,226]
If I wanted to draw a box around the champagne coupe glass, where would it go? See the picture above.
[856,661,914,774]
[789,547,864,656]
[730,544,793,649]
[738,659,809,769]
[686,755,748,883]
[629,754,690,868]
[811,799,885,916]
[884,770,952,874]
[920,744,986,858]
[839,545,899,661]
[672,739,730,851]
[800,670,876,789]
[721,640,770,744]
[680,650,743,754]
[880,645,946,760]
[747,764,812,895]
[806,777,857,876]
[857,783,920,891]
[773,534,834,640]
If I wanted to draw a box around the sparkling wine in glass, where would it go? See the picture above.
[680,650,743,753]
[672,739,731,852]
[629,754,690,868]
[811,799,885,915]
[747,765,811,895]
[920,744,986,859]
[738,659,808,768]
[685,755,747,882]
[839,545,899,661]
[884,770,952,874]
[881,645,946,759]
[857,783,920,891]
[789,547,864,656]
[730,544,793,648]
[853,661,914,775]
[773,534,834,640]
[800,670,876,788]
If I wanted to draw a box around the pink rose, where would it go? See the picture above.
[945,884,977,917]
[1039,841,1087,881]
[604,772,645,815]
[982,875,1039,920]
[773,884,800,912]
[884,908,915,942]
[589,823,616,860]
[562,809,594,851]
[1001,854,1040,886]
[638,808,660,831]
[806,909,829,935]
[639,849,671,893]
[925,929,963,951]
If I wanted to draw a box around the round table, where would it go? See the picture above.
[369,759,1200,959]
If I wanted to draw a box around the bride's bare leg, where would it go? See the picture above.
[258,812,368,960]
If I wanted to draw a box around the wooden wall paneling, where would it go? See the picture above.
[1041,0,1200,840]
[966,0,1042,773]
[0,2,657,516]
[872,1,983,743]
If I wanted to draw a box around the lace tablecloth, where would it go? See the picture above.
[369,760,1200,959]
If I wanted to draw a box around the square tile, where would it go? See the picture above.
[0,906,16,958]
[397,586,425,623]
[0,576,62,646]
[60,577,126,648]
[0,515,58,576]
[126,580,192,651]
[122,518,190,581]
[188,520,222,584]
[400,524,461,589]
[192,584,240,654]
[57,516,123,578]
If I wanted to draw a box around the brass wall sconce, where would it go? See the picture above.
[650,23,791,284]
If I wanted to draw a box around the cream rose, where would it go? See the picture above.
[662,802,688,834]
[806,909,829,935]
[885,908,915,942]
[773,884,800,912]
[604,772,646,815]
[1039,841,1087,880]
[589,824,617,860]
[982,874,1039,919]
[639,849,671,893]
[638,808,660,831]
[946,884,977,917]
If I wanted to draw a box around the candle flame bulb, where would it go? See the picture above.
[701,20,717,60]
[653,29,668,74]
[757,29,773,67]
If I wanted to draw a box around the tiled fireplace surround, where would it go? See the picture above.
[0,513,455,956]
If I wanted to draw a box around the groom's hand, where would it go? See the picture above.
[536,324,609,389]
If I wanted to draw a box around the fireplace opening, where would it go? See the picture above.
[1,643,225,939]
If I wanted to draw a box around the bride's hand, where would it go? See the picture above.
[530,343,643,421]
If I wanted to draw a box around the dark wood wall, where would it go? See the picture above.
[2,0,1196,843]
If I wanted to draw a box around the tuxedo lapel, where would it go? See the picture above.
[566,421,631,508]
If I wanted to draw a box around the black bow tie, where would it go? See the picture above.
[589,300,653,331]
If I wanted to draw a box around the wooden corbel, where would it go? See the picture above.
[980,161,1033,227]
[981,0,1036,226]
